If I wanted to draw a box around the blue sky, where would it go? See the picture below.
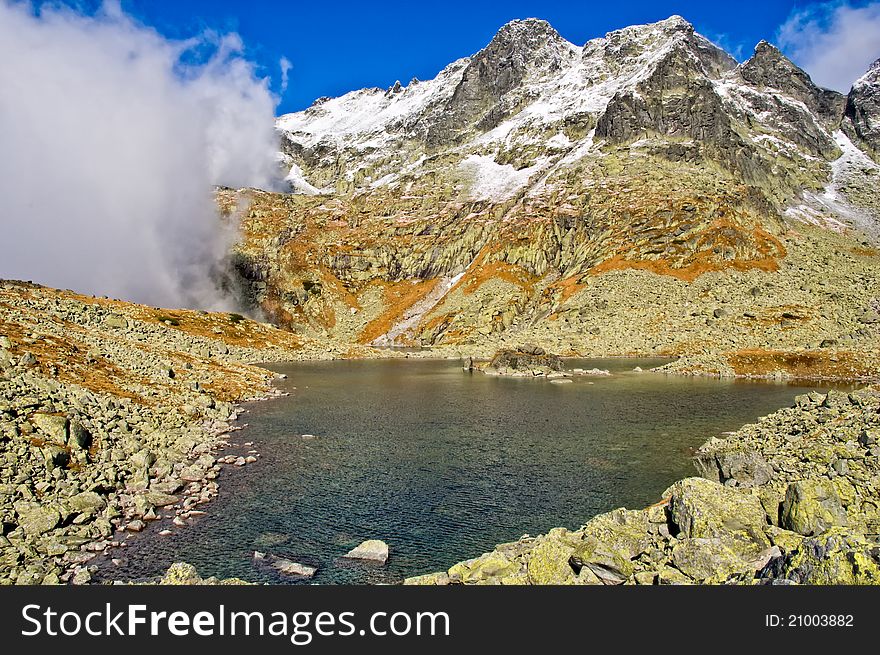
[46,1,880,113]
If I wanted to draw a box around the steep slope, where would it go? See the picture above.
[234,15,880,369]
[846,58,880,159]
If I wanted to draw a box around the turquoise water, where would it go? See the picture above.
[100,358,843,584]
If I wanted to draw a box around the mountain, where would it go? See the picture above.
[229,16,880,370]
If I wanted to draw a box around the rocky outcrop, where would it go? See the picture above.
[428,18,576,145]
[739,41,846,129]
[483,345,564,376]
[0,281,352,585]
[846,58,880,159]
[406,387,880,585]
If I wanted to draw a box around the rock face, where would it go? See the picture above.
[406,387,880,585]
[739,41,846,128]
[241,15,880,363]
[846,58,880,157]
[342,539,389,564]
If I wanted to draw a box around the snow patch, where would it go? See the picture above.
[460,154,548,201]
[784,131,879,239]
[284,161,329,195]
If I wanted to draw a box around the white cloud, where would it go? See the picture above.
[280,56,292,93]
[777,1,880,91]
[0,0,281,309]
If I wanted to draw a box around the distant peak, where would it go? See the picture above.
[488,17,567,49]
[753,40,782,56]
[496,17,553,33]
[856,57,880,84]
[742,39,803,77]
[658,15,694,30]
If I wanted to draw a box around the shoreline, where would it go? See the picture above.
[1,280,878,585]
[405,385,880,585]
[99,359,869,585]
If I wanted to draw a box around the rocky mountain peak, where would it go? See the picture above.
[854,58,880,90]
[739,40,845,125]
[846,58,880,157]
[424,18,576,144]
[587,15,736,81]
[488,17,565,47]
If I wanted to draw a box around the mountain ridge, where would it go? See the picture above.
[228,15,880,361]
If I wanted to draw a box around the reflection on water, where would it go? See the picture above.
[99,358,848,584]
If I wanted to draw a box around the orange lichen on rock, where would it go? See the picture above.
[548,275,587,304]
[358,278,441,344]
[727,349,880,380]
[590,239,783,284]
[459,260,537,295]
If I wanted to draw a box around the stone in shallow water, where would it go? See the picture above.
[342,539,389,564]
[254,551,317,579]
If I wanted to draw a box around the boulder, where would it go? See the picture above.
[780,479,848,536]
[581,508,650,559]
[486,348,564,374]
[31,413,68,442]
[14,501,60,536]
[67,421,91,450]
[778,528,880,584]
[526,537,578,585]
[671,537,761,581]
[160,562,249,585]
[403,572,451,585]
[103,315,129,329]
[667,477,770,551]
[569,537,634,585]
[68,491,106,515]
[693,444,773,487]
[448,551,520,584]
[130,450,156,470]
[342,539,389,564]
[143,491,179,507]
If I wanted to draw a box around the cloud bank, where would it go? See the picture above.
[0,0,281,309]
[777,1,880,91]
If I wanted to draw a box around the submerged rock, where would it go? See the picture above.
[254,551,318,579]
[342,539,390,564]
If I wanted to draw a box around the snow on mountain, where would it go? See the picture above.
[274,15,878,212]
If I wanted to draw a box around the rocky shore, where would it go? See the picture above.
[3,277,880,586]
[0,280,369,585]
[405,386,880,584]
